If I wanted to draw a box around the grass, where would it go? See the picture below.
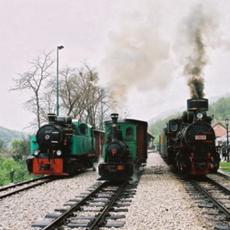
[220,161,230,173]
[0,156,33,186]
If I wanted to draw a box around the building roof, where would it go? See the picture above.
[212,122,227,138]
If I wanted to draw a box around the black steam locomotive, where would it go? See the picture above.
[159,98,220,176]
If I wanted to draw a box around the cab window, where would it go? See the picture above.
[126,127,133,140]
[169,121,178,132]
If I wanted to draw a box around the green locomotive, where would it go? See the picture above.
[98,113,152,181]
[27,113,103,176]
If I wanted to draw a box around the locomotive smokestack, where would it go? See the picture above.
[187,98,208,112]
[111,113,119,124]
[47,113,56,124]
[111,113,119,141]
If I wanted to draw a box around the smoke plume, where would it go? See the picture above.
[102,12,171,110]
[178,4,218,99]
[188,76,204,98]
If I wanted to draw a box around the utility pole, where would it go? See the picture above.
[225,118,229,162]
[100,89,104,130]
[56,45,64,116]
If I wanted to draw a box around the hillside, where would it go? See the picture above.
[0,126,26,147]
[149,96,230,142]
[209,97,230,122]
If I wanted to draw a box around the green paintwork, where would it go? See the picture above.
[30,121,95,157]
[103,121,137,160]
[30,135,38,155]
[70,122,94,156]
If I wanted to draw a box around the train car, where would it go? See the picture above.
[159,98,220,176]
[98,113,152,181]
[26,113,103,176]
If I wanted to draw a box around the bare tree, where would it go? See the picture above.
[12,53,111,129]
[59,67,84,117]
[12,51,54,128]
[59,64,110,128]
[81,65,98,125]
[98,88,112,129]
[40,79,56,121]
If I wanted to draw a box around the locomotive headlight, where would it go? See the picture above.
[196,113,203,119]
[34,150,39,156]
[56,150,62,156]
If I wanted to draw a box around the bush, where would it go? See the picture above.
[220,161,230,173]
[0,156,32,185]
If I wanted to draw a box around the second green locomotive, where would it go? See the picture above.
[99,113,151,181]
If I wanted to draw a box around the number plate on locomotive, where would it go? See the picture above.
[195,135,206,140]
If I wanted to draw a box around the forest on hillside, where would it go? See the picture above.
[0,126,25,148]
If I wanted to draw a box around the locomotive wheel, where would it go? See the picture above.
[177,161,183,174]
[210,164,219,173]
[176,159,187,175]
[175,153,183,174]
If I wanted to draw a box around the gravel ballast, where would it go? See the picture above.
[0,170,97,230]
[0,153,215,230]
[120,152,209,230]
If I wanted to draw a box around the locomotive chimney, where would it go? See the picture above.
[111,113,119,124]
[47,113,56,124]
[111,113,119,141]
[187,98,208,112]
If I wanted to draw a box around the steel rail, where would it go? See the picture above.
[0,178,54,200]
[205,176,230,195]
[0,176,49,193]
[88,182,127,230]
[216,171,230,180]
[42,181,108,230]
[191,180,230,220]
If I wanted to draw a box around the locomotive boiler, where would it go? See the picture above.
[159,98,220,176]
[27,113,103,176]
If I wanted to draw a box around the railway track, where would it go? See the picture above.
[217,170,230,179]
[32,181,138,229]
[182,173,230,229]
[0,176,55,200]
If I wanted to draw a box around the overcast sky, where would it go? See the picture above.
[0,0,230,132]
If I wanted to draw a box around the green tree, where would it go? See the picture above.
[0,156,32,185]
[0,139,5,151]
[209,97,230,122]
[11,138,29,161]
